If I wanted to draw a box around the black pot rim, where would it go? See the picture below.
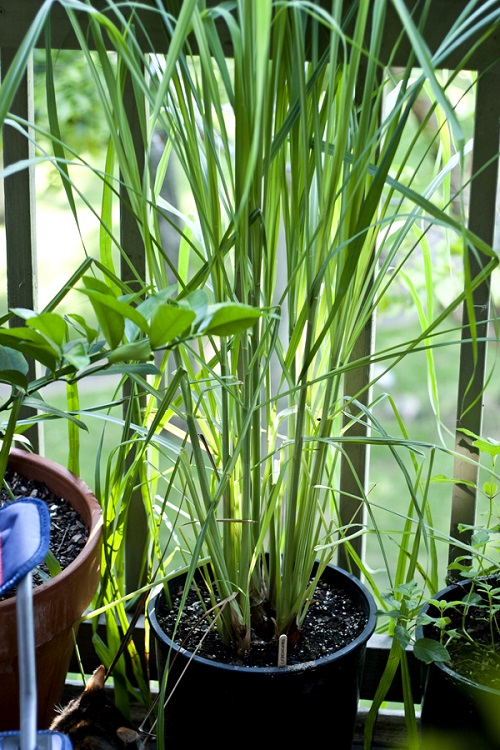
[148,562,377,674]
[416,574,500,696]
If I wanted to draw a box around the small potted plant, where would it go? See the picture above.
[379,430,500,749]
[414,430,500,749]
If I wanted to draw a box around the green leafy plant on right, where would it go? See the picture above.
[379,581,451,666]
[425,430,500,685]
[381,430,500,694]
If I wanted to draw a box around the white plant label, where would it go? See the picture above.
[278,634,287,667]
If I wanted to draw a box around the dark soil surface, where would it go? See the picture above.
[443,599,500,690]
[0,469,89,600]
[157,574,368,668]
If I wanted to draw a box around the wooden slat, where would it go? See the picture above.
[339,318,374,574]
[120,70,147,291]
[119,69,150,593]
[338,59,379,575]
[353,707,418,749]
[0,1,498,70]
[449,63,500,568]
[1,48,37,317]
[0,47,40,452]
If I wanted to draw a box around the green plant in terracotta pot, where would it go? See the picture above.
[0,259,259,729]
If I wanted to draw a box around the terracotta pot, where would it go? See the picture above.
[148,562,376,748]
[0,449,103,731]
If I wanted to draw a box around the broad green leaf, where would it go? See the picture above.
[22,396,89,431]
[476,440,500,457]
[394,623,411,649]
[10,308,37,321]
[465,592,484,605]
[63,340,91,370]
[25,312,67,348]
[66,313,98,344]
[78,287,124,349]
[136,287,177,320]
[80,275,116,295]
[201,303,262,336]
[80,288,149,338]
[107,339,153,363]
[458,428,500,457]
[425,598,448,609]
[483,481,498,498]
[0,370,29,390]
[413,637,450,664]
[431,473,475,488]
[377,608,402,619]
[131,286,178,340]
[0,329,59,371]
[149,305,196,348]
[102,363,161,376]
[179,290,209,326]
[394,581,420,597]
[448,561,471,575]
[417,613,450,629]
[0,346,29,379]
[416,612,438,627]
[471,529,490,548]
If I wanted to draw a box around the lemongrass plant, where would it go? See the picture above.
[145,0,499,655]
[3,0,499,698]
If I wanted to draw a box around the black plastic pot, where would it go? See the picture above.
[416,576,500,750]
[148,562,376,747]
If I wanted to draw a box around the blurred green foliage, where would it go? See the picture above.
[33,49,109,156]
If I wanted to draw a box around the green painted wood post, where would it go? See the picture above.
[1,47,40,454]
[449,64,500,570]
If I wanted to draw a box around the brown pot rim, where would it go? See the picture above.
[0,448,103,611]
